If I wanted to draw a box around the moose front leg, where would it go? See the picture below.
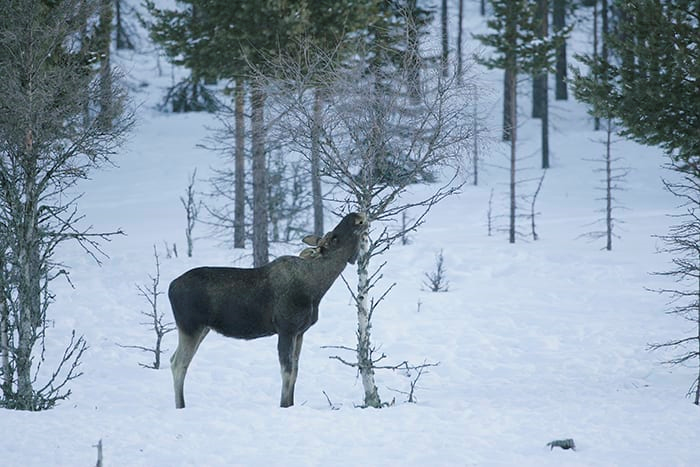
[277,332,300,408]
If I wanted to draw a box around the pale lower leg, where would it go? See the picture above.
[171,327,208,409]
[278,333,298,408]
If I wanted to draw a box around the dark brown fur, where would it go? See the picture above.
[169,212,366,408]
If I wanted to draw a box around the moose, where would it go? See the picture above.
[168,212,367,408]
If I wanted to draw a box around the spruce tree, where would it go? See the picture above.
[146,0,296,265]
[574,0,699,175]
[146,1,381,263]
[144,1,220,112]
[574,0,700,404]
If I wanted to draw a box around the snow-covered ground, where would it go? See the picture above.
[2,2,699,466]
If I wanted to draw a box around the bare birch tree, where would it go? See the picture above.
[118,246,175,369]
[264,40,473,407]
[649,170,700,405]
[0,0,132,410]
[180,169,200,258]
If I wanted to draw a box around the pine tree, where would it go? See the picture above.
[531,0,548,120]
[474,0,566,242]
[146,0,297,265]
[146,1,379,262]
[553,0,568,100]
[368,1,435,87]
[291,0,382,236]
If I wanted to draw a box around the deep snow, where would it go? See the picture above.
[1,2,699,466]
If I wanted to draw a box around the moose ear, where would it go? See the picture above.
[302,235,322,246]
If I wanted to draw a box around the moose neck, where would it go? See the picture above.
[306,251,351,301]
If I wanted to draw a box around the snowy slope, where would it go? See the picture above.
[1,2,699,466]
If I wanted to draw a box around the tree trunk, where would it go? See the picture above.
[355,224,381,408]
[505,0,518,243]
[601,0,613,134]
[441,0,448,77]
[593,0,600,131]
[251,86,269,267]
[0,291,10,393]
[542,74,549,169]
[0,243,7,392]
[509,67,517,244]
[532,0,547,119]
[16,216,42,406]
[234,79,246,249]
[80,10,90,128]
[311,88,324,237]
[457,0,464,84]
[115,0,123,50]
[553,0,568,100]
[696,260,700,405]
[472,84,479,186]
[503,68,514,141]
[602,0,609,65]
[539,0,550,168]
[605,118,613,251]
[532,74,545,119]
[15,129,43,405]
[406,0,422,102]
[480,0,486,16]
[97,0,113,130]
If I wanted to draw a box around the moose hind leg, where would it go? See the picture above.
[278,333,300,408]
[171,327,209,409]
[291,333,304,390]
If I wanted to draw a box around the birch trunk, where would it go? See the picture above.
[355,225,381,408]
